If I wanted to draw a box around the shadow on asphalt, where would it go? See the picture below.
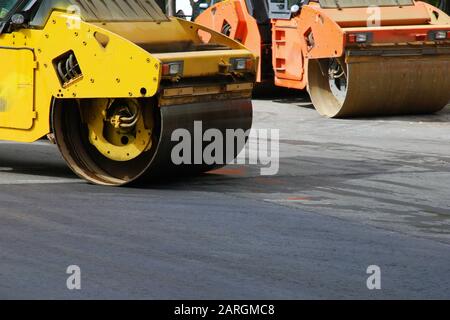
[1,97,449,186]
[0,142,402,194]
[352,106,450,123]
[0,144,74,180]
[136,153,409,196]
[253,85,450,123]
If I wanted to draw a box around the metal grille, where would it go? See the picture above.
[70,0,169,22]
[319,0,414,8]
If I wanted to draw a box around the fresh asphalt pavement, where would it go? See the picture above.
[1,94,450,299]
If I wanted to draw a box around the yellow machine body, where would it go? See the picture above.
[0,1,256,185]
[0,11,254,142]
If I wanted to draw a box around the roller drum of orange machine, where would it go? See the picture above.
[196,0,450,118]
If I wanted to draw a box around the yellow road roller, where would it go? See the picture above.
[0,0,256,186]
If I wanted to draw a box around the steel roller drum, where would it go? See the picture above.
[53,99,253,186]
[139,99,253,181]
[308,50,450,118]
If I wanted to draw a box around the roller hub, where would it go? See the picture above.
[327,58,347,105]
[85,99,153,162]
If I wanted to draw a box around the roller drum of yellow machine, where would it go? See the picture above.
[0,0,257,186]
[196,0,450,118]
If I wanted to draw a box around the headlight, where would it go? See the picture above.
[162,61,183,76]
[430,30,449,40]
[230,58,253,71]
[348,33,372,44]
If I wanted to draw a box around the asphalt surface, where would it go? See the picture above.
[1,95,450,299]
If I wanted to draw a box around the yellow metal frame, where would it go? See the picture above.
[0,10,255,143]
[0,11,161,142]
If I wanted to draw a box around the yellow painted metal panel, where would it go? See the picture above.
[0,10,255,143]
[0,48,35,130]
[153,49,254,77]
[35,13,162,100]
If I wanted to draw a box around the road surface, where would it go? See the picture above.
[1,95,450,299]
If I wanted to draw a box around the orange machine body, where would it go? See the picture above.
[197,0,450,90]
[196,0,266,81]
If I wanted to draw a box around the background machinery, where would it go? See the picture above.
[437,0,450,15]
[196,0,450,118]
[161,0,219,20]
[0,0,256,186]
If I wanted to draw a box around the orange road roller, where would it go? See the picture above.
[0,0,256,186]
[196,0,450,117]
